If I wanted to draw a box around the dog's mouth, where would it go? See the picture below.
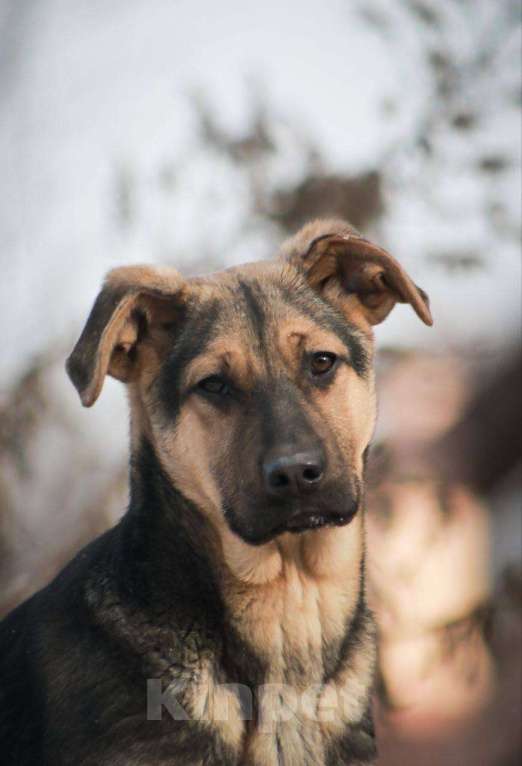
[282,511,352,535]
[224,491,361,546]
[259,503,359,542]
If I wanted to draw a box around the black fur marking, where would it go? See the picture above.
[256,378,320,453]
[325,706,377,766]
[156,298,221,419]
[362,445,371,472]
[122,438,223,609]
[238,279,267,346]
[320,311,369,378]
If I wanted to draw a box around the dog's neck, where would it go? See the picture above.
[117,439,223,615]
[218,506,367,687]
[118,438,368,686]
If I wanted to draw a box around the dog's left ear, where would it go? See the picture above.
[67,266,187,407]
[281,219,432,327]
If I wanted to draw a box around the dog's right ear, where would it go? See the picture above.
[66,266,187,407]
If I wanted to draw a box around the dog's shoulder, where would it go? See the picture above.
[0,529,116,763]
[0,523,229,765]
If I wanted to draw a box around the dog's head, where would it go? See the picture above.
[67,219,431,552]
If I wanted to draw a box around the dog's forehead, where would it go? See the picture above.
[189,260,293,301]
[174,260,370,378]
[187,260,300,325]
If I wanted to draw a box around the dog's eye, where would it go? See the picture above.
[197,375,230,396]
[310,352,337,376]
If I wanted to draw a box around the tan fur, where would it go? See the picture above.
[225,521,365,765]
[223,515,364,665]
[187,660,245,751]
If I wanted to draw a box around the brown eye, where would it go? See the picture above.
[310,352,337,376]
[198,375,230,396]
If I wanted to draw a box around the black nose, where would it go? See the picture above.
[263,446,325,497]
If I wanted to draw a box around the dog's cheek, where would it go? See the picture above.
[320,367,376,477]
[345,372,377,474]
[153,402,224,518]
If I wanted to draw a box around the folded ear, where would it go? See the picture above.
[66,266,187,407]
[280,219,432,327]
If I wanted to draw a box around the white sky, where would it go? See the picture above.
[1,0,520,387]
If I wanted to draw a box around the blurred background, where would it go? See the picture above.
[1,0,520,763]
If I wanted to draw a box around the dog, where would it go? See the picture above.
[0,219,432,765]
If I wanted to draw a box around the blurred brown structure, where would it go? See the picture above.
[367,350,522,766]
[430,351,522,496]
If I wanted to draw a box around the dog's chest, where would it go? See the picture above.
[230,562,352,677]
[227,567,356,765]
[91,550,365,765]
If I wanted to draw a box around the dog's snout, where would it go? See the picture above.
[263,447,325,497]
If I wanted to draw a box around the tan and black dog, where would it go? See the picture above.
[0,219,432,765]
